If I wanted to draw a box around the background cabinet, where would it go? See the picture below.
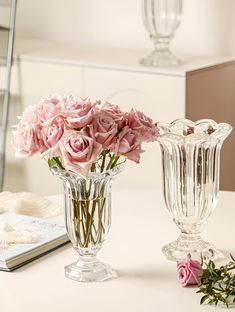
[3,41,235,194]
[186,61,235,191]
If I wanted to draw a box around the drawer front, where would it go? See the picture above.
[84,67,185,121]
[19,61,83,106]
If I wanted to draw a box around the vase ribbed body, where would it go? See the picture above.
[140,0,183,67]
[157,119,232,261]
[63,172,112,253]
[161,140,220,233]
[50,165,122,282]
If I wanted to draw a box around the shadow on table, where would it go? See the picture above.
[117,267,174,282]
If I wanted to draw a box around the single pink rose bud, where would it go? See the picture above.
[101,102,127,129]
[109,126,143,163]
[64,96,95,129]
[88,112,118,148]
[39,118,64,150]
[127,108,158,142]
[49,130,102,177]
[177,254,203,287]
[13,123,41,157]
[35,94,64,122]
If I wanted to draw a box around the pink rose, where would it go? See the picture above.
[64,96,94,129]
[88,112,118,148]
[128,109,158,142]
[39,118,64,151]
[109,126,143,163]
[35,94,64,122]
[20,105,39,124]
[177,254,203,287]
[13,123,41,157]
[52,130,102,177]
[100,102,127,129]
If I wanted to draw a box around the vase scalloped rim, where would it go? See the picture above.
[156,118,233,143]
[50,163,124,181]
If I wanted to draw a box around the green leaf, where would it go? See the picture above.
[230,254,235,262]
[48,157,64,169]
[48,157,57,167]
[200,295,208,305]
[197,257,235,308]
[197,288,206,294]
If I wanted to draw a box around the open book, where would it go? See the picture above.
[0,213,69,271]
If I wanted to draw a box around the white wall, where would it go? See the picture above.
[15,0,235,56]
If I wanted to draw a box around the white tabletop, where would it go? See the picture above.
[1,189,234,312]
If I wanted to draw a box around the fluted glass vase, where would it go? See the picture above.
[50,165,122,282]
[157,119,232,261]
[140,0,183,67]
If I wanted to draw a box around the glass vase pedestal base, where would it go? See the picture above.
[64,257,116,282]
[162,234,227,262]
[140,52,181,67]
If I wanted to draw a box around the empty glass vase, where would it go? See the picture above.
[157,119,232,261]
[140,0,183,67]
[50,165,122,282]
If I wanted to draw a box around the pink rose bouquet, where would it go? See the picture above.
[13,94,158,177]
[12,94,158,282]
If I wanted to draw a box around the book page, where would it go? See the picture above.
[0,213,67,261]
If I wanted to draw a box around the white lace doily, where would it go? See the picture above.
[0,191,63,218]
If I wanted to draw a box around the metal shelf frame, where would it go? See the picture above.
[0,0,17,191]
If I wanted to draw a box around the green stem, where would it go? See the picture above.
[84,198,97,247]
[105,154,115,170]
[100,152,107,172]
[72,197,83,247]
[110,156,120,169]
[106,154,120,171]
[90,162,96,172]
[96,197,106,244]
[80,201,88,245]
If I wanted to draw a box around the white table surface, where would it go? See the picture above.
[1,189,235,312]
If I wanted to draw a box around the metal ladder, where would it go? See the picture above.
[0,0,17,191]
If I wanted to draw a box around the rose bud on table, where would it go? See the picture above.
[177,254,203,287]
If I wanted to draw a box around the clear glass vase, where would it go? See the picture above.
[156,119,233,261]
[140,0,183,67]
[50,165,122,282]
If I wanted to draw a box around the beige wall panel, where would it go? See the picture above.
[186,62,235,191]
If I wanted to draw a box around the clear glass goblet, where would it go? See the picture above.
[140,0,183,67]
[156,119,233,261]
[50,165,122,282]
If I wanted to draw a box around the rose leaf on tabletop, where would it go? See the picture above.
[197,254,235,307]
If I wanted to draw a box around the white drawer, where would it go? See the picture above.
[83,67,185,121]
